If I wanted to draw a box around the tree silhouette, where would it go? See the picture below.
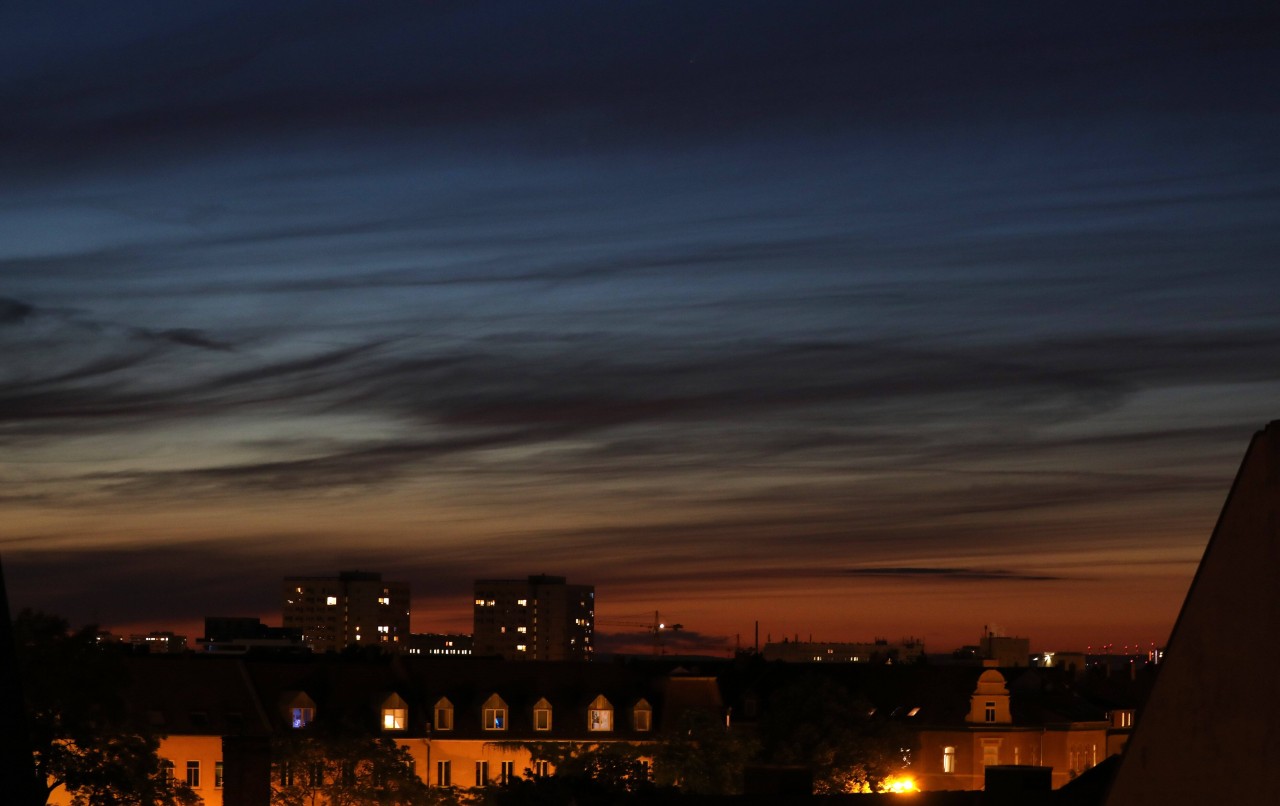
[13,610,200,806]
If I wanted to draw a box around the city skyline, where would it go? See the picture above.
[3,2,1279,653]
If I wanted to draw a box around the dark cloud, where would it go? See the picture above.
[3,1,1276,177]
[0,0,1275,647]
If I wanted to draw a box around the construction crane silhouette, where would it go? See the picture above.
[595,610,683,656]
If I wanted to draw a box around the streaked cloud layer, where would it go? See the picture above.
[2,1,1277,651]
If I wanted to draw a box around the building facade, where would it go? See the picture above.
[473,575,594,661]
[282,571,410,653]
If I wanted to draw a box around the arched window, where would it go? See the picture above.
[943,746,956,773]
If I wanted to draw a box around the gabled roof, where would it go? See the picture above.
[1105,421,1280,805]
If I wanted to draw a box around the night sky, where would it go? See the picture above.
[3,1,1278,655]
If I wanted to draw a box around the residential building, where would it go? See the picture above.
[762,637,924,664]
[128,631,187,653]
[405,632,473,656]
[197,617,305,654]
[282,571,409,653]
[44,653,720,805]
[473,575,594,661]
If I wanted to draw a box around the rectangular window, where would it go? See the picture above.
[161,760,174,782]
[308,761,324,787]
[500,760,514,785]
[943,746,956,773]
[291,707,314,729]
[327,596,338,605]
[534,708,551,731]
[984,701,996,722]
[215,761,224,789]
[982,740,1000,766]
[533,760,550,777]
[280,762,294,787]
[383,707,407,731]
[589,709,612,731]
[634,709,651,732]
[484,708,506,730]
[185,760,200,788]
[436,760,451,787]
[435,707,453,731]
[475,760,489,786]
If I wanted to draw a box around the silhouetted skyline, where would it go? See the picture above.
[2,1,1278,652]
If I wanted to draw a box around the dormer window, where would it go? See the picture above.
[381,693,408,731]
[282,691,318,730]
[433,698,454,731]
[633,699,652,732]
[482,693,508,731]
[588,695,613,732]
[533,698,552,731]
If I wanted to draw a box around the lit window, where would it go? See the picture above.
[437,760,451,787]
[500,760,515,785]
[378,625,389,634]
[327,596,338,606]
[378,596,390,605]
[215,761,224,788]
[185,760,200,788]
[475,598,486,606]
[516,644,527,652]
[517,599,527,606]
[292,707,314,729]
[383,707,407,731]
[588,695,613,731]
[475,760,489,786]
[943,746,956,773]
[517,626,527,633]
[484,708,507,730]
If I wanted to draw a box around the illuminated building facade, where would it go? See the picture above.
[473,575,594,660]
[282,571,409,653]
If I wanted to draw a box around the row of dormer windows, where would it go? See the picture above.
[284,693,652,733]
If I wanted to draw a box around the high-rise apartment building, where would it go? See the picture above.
[282,571,410,653]
[473,575,594,661]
